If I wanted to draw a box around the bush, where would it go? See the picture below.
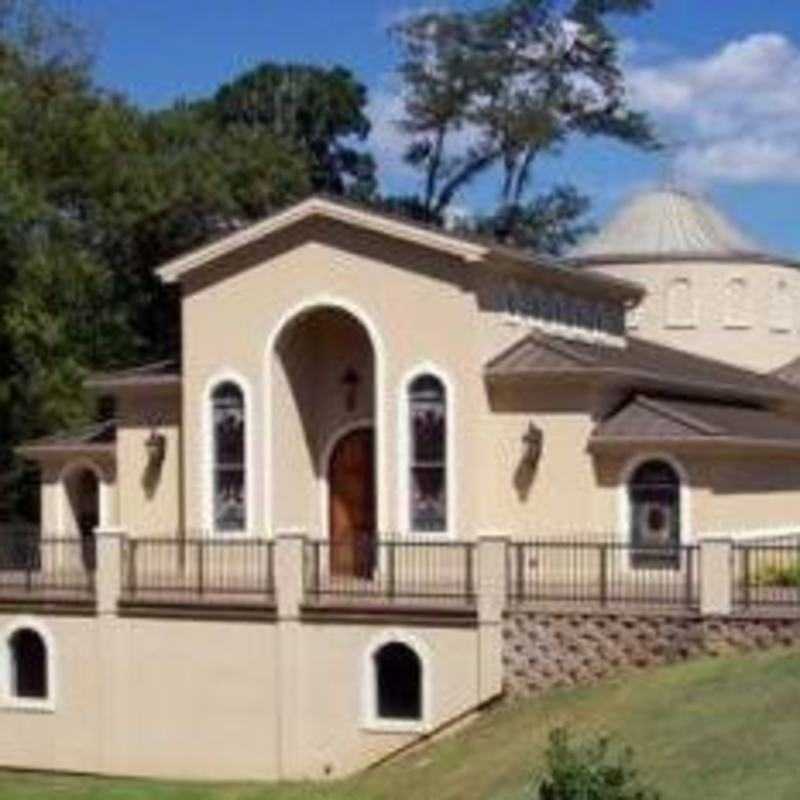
[529,728,660,800]
[753,562,800,588]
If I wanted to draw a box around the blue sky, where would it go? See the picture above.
[52,0,800,254]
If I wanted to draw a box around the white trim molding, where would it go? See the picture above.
[265,296,387,539]
[361,630,433,734]
[201,370,255,538]
[1,617,56,714]
[617,451,693,548]
[397,363,457,540]
[57,458,110,537]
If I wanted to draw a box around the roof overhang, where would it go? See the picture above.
[485,367,799,407]
[16,443,116,461]
[154,195,644,303]
[157,197,489,284]
[588,436,800,457]
[85,375,182,392]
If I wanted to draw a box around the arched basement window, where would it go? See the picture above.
[374,642,422,721]
[628,460,681,569]
[9,628,48,699]
[409,374,447,532]
[212,381,246,533]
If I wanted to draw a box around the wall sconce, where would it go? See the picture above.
[342,367,361,412]
[521,421,543,468]
[145,428,166,466]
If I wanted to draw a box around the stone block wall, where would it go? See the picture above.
[503,609,800,695]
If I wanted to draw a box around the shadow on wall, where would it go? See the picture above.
[141,437,166,500]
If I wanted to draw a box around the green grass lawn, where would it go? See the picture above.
[1,648,799,800]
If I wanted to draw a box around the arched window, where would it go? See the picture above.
[212,381,246,533]
[628,460,681,569]
[409,374,447,532]
[771,279,793,333]
[665,277,695,328]
[9,628,47,700]
[724,277,750,328]
[374,642,422,721]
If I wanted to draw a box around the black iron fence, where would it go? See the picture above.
[303,538,476,606]
[122,537,275,604]
[507,541,700,610]
[733,543,800,610]
[0,531,94,601]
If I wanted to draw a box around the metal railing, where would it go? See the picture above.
[733,543,800,610]
[507,541,700,610]
[0,532,95,601]
[304,538,476,606]
[122,537,275,604]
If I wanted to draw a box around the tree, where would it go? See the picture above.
[391,0,658,246]
[206,62,376,198]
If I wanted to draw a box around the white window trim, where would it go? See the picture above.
[617,453,692,574]
[769,279,793,333]
[397,363,456,541]
[319,418,375,542]
[1,618,56,713]
[361,630,432,734]
[57,459,110,537]
[202,370,254,539]
[723,276,753,330]
[664,277,697,330]
[264,296,387,538]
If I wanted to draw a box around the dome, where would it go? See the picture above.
[569,187,784,266]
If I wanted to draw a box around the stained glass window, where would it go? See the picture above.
[212,382,246,532]
[409,374,446,532]
[629,460,680,569]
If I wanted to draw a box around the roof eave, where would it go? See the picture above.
[484,367,797,405]
[85,375,182,392]
[588,436,800,456]
[16,443,116,460]
[156,197,489,284]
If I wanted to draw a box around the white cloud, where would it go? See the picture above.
[626,32,800,184]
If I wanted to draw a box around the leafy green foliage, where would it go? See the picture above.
[533,728,661,800]
[391,0,658,242]
[753,561,800,588]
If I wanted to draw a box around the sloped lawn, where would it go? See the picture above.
[0,647,798,799]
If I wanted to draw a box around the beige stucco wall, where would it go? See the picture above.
[586,259,800,373]
[115,389,182,537]
[180,217,625,541]
[0,610,482,781]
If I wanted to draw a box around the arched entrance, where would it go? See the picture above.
[270,303,378,541]
[328,427,375,577]
[62,464,100,570]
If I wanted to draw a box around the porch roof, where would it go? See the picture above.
[16,420,117,459]
[589,395,800,453]
[485,330,800,406]
[85,359,181,391]
[154,195,644,304]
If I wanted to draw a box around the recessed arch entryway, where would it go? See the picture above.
[267,298,383,542]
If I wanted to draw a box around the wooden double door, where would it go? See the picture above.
[328,427,376,578]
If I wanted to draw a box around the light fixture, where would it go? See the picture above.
[145,428,166,466]
[342,367,361,412]
[521,421,543,468]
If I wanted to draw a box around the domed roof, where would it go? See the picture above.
[569,187,790,266]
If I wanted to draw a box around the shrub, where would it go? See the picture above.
[529,728,660,800]
[752,562,800,588]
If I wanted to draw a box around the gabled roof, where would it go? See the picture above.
[567,187,798,268]
[17,420,117,458]
[155,195,643,302]
[485,330,800,404]
[772,355,800,388]
[590,395,800,452]
[86,360,181,391]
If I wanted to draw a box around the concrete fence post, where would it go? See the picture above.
[94,527,126,616]
[275,529,306,621]
[700,538,733,616]
[274,529,307,779]
[476,534,509,703]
